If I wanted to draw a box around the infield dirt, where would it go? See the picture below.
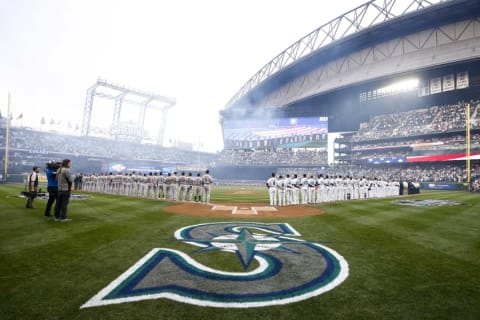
[165,202,324,218]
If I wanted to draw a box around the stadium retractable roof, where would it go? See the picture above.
[224,0,480,110]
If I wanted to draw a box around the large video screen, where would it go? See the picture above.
[223,116,328,149]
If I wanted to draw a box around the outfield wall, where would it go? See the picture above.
[421,182,469,191]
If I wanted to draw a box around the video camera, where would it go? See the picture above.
[46,161,61,171]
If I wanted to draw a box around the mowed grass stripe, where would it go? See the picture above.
[1,184,480,319]
[321,194,480,266]
[317,203,480,318]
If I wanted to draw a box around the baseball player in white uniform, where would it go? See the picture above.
[308,175,316,204]
[193,173,203,202]
[266,173,277,206]
[186,172,194,201]
[285,174,293,205]
[177,172,188,202]
[316,174,325,203]
[158,172,165,199]
[276,175,285,206]
[202,169,213,204]
[300,174,309,205]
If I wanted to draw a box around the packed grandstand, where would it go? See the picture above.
[1,0,480,192]
[1,101,478,188]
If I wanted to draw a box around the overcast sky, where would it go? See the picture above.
[0,0,366,152]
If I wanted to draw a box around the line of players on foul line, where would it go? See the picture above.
[266,173,400,206]
[81,170,214,204]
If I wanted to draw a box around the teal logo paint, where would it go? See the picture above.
[394,199,466,206]
[82,222,348,308]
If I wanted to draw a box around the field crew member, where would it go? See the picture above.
[266,173,277,206]
[202,169,213,204]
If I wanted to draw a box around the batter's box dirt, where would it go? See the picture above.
[165,202,324,218]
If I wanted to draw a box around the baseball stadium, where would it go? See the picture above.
[1,0,480,319]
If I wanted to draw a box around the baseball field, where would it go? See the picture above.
[1,183,479,320]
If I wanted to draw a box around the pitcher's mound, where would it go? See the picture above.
[165,202,323,218]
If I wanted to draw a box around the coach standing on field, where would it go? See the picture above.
[54,159,74,222]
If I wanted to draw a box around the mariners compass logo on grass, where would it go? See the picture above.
[82,222,349,308]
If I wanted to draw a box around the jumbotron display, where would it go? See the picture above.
[223,116,328,149]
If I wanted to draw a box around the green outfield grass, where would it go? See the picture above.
[1,183,479,320]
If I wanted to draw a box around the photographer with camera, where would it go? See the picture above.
[44,161,60,218]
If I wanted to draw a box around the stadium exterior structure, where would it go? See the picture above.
[217,0,480,181]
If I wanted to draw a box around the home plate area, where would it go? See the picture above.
[212,205,277,215]
[165,202,323,218]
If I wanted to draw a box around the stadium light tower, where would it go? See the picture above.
[81,78,176,145]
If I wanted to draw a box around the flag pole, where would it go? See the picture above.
[4,93,11,183]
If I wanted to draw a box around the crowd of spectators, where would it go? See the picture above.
[215,149,328,166]
[352,101,480,141]
[0,127,216,174]
[348,134,480,161]
[2,99,480,185]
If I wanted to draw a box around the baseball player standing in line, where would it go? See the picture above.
[276,175,285,206]
[285,174,292,205]
[186,172,194,201]
[308,175,316,203]
[300,174,309,205]
[168,172,177,201]
[266,173,277,206]
[316,174,325,203]
[202,169,213,204]
[177,172,188,202]
[291,174,300,205]
[164,173,172,200]
[158,172,165,199]
[193,173,203,203]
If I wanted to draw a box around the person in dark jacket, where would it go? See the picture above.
[44,161,60,217]
[54,159,74,222]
